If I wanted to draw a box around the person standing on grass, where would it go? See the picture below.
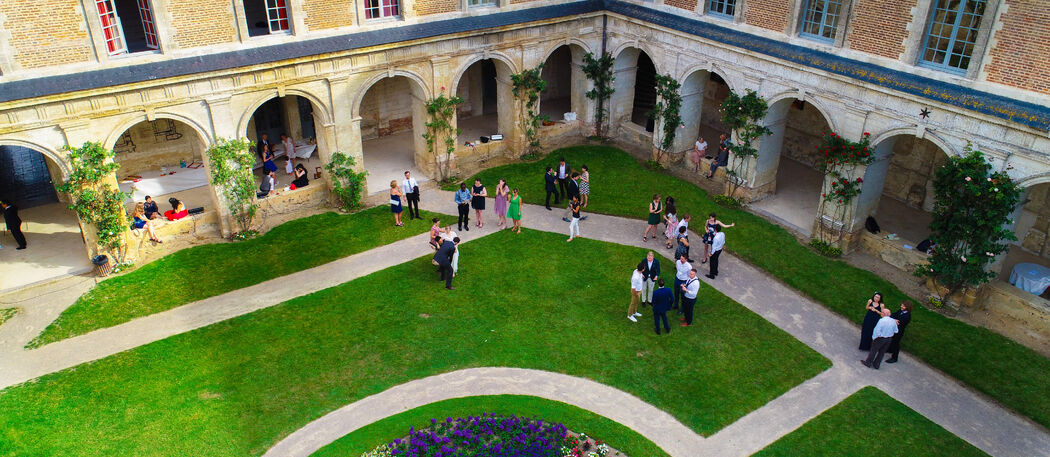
[673,254,692,313]
[493,178,509,228]
[861,308,898,369]
[652,279,673,335]
[544,166,559,210]
[440,226,460,275]
[433,237,460,290]
[702,213,735,264]
[429,217,442,250]
[567,196,582,242]
[454,182,471,231]
[885,302,912,364]
[471,179,487,229]
[643,194,662,242]
[680,269,700,327]
[556,157,571,201]
[676,214,692,260]
[706,225,725,279]
[579,165,591,208]
[507,188,523,234]
[641,251,660,307]
[628,263,645,322]
[389,180,405,227]
[402,171,421,220]
[663,197,678,250]
[693,136,708,172]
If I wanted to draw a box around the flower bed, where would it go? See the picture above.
[359,413,615,457]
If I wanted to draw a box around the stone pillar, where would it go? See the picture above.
[611,62,638,134]
[675,71,707,155]
[468,63,484,117]
[748,99,790,200]
[59,121,105,259]
[571,53,593,134]
[496,74,518,155]
[811,108,870,251]
[281,96,303,140]
[204,96,241,237]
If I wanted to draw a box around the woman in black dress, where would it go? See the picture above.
[291,164,309,188]
[471,179,487,229]
[858,292,886,351]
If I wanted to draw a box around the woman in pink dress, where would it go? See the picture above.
[493,178,509,228]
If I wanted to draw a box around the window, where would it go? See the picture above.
[265,0,290,33]
[920,0,987,73]
[364,0,400,19]
[467,0,497,7]
[244,0,289,37]
[94,0,159,55]
[799,0,843,42]
[708,0,736,18]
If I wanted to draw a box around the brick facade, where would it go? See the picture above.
[0,0,91,70]
[665,0,698,11]
[416,0,458,15]
[847,0,916,59]
[744,0,790,33]
[168,0,237,49]
[303,0,354,30]
[985,0,1050,94]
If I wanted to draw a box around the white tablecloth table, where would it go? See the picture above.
[1009,262,1050,295]
[274,142,318,160]
[118,167,209,202]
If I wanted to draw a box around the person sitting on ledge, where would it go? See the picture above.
[258,169,276,199]
[131,202,162,244]
[143,196,161,220]
[916,237,937,254]
[291,163,309,189]
[164,197,188,221]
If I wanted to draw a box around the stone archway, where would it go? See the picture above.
[611,46,659,134]
[355,74,430,195]
[453,57,516,147]
[109,118,211,211]
[675,68,735,158]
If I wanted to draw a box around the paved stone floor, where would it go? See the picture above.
[1,190,1048,457]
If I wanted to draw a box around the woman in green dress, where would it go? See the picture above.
[643,193,662,242]
[507,187,523,234]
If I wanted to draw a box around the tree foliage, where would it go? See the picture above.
[719,89,771,198]
[511,64,549,159]
[423,89,464,182]
[916,146,1022,295]
[582,52,615,139]
[325,151,368,212]
[648,73,683,164]
[56,142,129,259]
[206,138,258,235]
[816,131,875,244]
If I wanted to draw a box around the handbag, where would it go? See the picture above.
[390,199,400,206]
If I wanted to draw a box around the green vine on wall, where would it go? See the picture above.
[325,151,368,212]
[816,131,875,244]
[648,73,684,164]
[422,88,464,182]
[57,142,129,259]
[511,64,549,160]
[206,138,257,236]
[719,89,772,199]
[915,145,1022,297]
[582,52,615,140]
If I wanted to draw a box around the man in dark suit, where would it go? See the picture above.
[1,200,26,250]
[885,302,912,363]
[641,251,660,307]
[544,166,559,210]
[433,237,459,290]
[652,279,673,335]
[555,157,570,200]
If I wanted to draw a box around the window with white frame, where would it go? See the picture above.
[364,0,400,19]
[799,0,843,42]
[708,0,736,18]
[94,0,160,55]
[244,0,290,37]
[919,0,987,74]
[467,0,497,7]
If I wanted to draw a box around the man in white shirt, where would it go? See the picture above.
[556,157,570,201]
[628,264,644,322]
[281,134,296,161]
[673,254,692,313]
[680,269,700,326]
[706,225,725,279]
[401,171,421,219]
[861,308,899,369]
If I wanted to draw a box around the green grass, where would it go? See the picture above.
[754,386,990,457]
[0,230,828,457]
[458,145,1050,430]
[29,207,452,348]
[309,395,672,457]
[0,308,16,326]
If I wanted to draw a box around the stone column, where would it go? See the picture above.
[204,96,240,237]
[281,96,304,140]
[611,62,638,135]
[811,108,870,251]
[59,121,104,259]
[570,53,593,135]
[674,71,707,156]
[496,74,518,155]
[748,99,790,200]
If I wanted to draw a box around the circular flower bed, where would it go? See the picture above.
[360,413,613,457]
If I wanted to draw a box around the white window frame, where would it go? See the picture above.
[265,0,291,33]
[363,0,401,20]
[95,0,127,55]
[136,0,159,49]
[466,0,498,7]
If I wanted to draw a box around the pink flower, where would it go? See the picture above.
[965,176,971,181]
[961,256,967,262]
[440,86,446,91]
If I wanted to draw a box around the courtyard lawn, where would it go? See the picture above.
[457,145,1050,430]
[754,386,990,457]
[29,207,452,348]
[309,395,672,457]
[0,230,828,457]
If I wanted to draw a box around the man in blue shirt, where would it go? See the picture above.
[861,308,899,369]
[651,279,673,335]
[454,182,471,231]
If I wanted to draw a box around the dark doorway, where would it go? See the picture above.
[0,146,59,209]
[113,0,158,53]
[632,53,657,132]
[481,60,498,115]
[253,98,286,153]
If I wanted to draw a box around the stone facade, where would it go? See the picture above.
[303,0,355,30]
[0,0,92,70]
[846,0,916,59]
[415,0,458,15]
[168,0,238,49]
[985,0,1050,94]
[744,0,792,32]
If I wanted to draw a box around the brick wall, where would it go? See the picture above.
[847,0,915,59]
[744,0,791,32]
[416,0,458,15]
[665,0,698,11]
[985,0,1050,94]
[169,0,237,49]
[509,0,542,4]
[0,0,92,69]
[304,0,354,30]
